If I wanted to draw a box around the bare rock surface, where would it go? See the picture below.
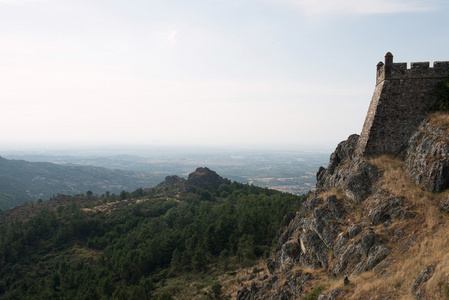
[157,175,186,187]
[184,167,224,192]
[439,195,449,213]
[411,263,436,299]
[317,134,379,203]
[405,119,449,193]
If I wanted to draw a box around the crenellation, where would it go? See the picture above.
[376,61,385,84]
[376,56,449,85]
[384,52,393,79]
[392,62,407,71]
[356,52,449,158]
[434,61,449,69]
[410,62,430,71]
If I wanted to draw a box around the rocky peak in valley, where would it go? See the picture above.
[184,167,225,193]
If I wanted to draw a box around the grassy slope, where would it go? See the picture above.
[261,113,449,299]
[298,155,449,299]
[345,155,449,299]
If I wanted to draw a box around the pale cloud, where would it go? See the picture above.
[270,0,437,15]
[167,30,178,44]
[152,30,179,48]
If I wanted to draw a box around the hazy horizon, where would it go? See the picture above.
[0,142,334,158]
[1,0,448,149]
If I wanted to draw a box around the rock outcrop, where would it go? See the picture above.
[411,263,437,299]
[404,117,449,193]
[184,167,224,192]
[157,175,186,187]
[439,195,449,213]
[317,134,379,203]
[237,129,428,298]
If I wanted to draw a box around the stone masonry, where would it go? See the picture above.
[355,52,449,157]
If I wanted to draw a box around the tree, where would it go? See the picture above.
[237,234,255,263]
[192,248,206,272]
[120,191,129,200]
[210,282,222,299]
[170,249,182,273]
[218,249,230,270]
[432,78,449,111]
[157,292,173,300]
[99,275,115,297]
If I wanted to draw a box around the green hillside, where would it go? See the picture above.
[0,168,305,299]
[0,156,160,210]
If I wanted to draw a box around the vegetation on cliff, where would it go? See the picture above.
[432,77,449,111]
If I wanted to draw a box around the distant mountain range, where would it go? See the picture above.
[3,150,329,197]
[0,156,160,210]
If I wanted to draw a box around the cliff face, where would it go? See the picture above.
[316,134,379,203]
[404,115,449,193]
[238,113,449,300]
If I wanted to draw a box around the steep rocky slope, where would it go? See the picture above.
[238,113,449,300]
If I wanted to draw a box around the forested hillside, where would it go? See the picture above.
[0,156,160,210]
[0,168,305,299]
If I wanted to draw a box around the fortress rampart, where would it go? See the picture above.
[355,52,449,157]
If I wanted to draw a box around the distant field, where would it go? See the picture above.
[4,148,330,196]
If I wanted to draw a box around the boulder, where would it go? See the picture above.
[317,288,346,300]
[439,196,449,213]
[411,263,436,299]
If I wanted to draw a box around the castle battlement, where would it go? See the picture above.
[376,53,449,84]
[356,52,449,158]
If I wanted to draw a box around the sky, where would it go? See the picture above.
[1,0,448,151]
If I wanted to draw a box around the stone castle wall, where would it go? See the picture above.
[355,53,449,157]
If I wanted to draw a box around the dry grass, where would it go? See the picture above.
[317,188,346,201]
[221,259,269,299]
[345,222,449,299]
[327,155,449,299]
[429,112,449,131]
[154,258,270,299]
[297,155,449,299]
[368,155,448,229]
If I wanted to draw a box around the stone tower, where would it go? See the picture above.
[355,52,449,157]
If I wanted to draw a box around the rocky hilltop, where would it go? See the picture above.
[237,112,449,299]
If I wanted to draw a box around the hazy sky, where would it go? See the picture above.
[1,0,448,150]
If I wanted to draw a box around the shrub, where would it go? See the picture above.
[432,78,449,111]
[210,282,222,299]
[302,284,326,300]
